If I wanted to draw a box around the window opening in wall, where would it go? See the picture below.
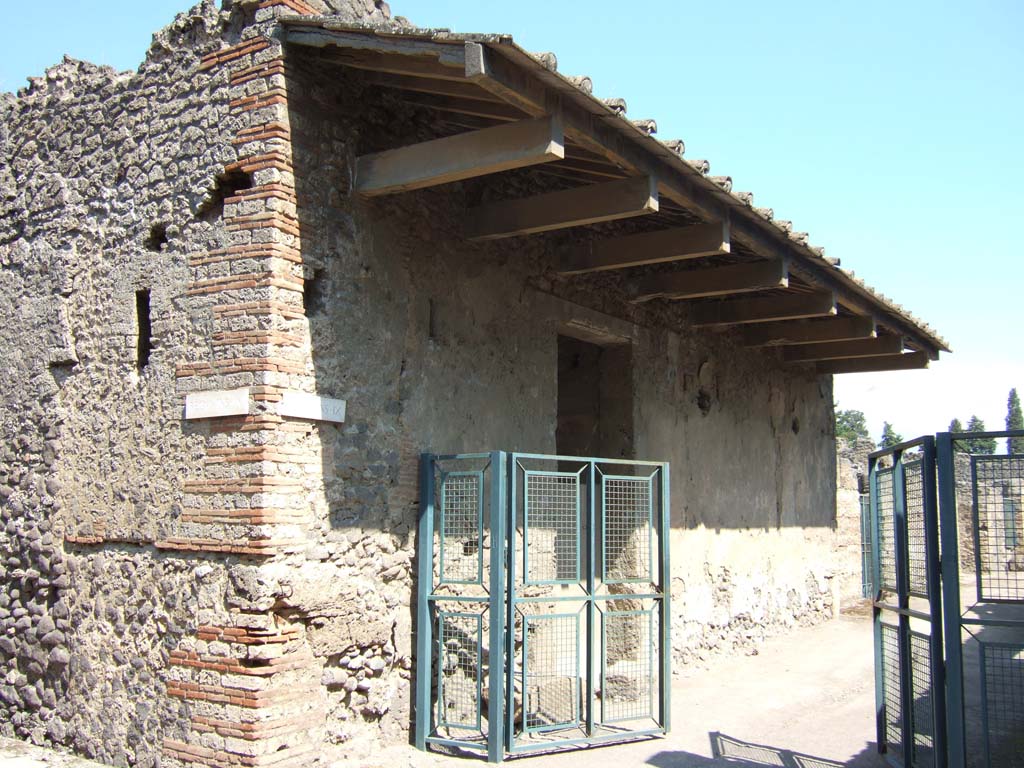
[555,334,634,459]
[136,289,152,370]
[196,169,252,221]
[303,269,322,315]
[145,223,168,252]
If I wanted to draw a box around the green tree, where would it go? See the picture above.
[835,408,869,442]
[949,418,967,451]
[964,415,997,455]
[880,422,903,449]
[1007,388,1023,455]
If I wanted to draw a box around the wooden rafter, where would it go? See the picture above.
[319,48,467,81]
[782,335,904,363]
[355,116,565,196]
[741,316,876,347]
[817,351,930,375]
[457,42,945,352]
[465,176,658,241]
[402,92,527,122]
[632,258,788,303]
[690,291,836,327]
[558,221,730,275]
[361,70,505,102]
[281,26,945,356]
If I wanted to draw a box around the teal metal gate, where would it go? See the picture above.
[869,437,945,768]
[414,452,670,762]
[869,430,1024,768]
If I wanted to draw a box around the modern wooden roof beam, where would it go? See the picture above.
[741,316,876,347]
[465,175,658,241]
[782,335,904,363]
[289,27,470,80]
[402,93,528,122]
[558,220,730,275]
[632,258,788,303]
[281,24,947,355]
[456,41,947,353]
[817,351,929,375]
[690,291,836,327]
[361,70,506,102]
[355,116,564,196]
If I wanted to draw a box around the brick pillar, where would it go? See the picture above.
[165,8,331,764]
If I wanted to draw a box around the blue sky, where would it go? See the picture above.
[3,0,1022,444]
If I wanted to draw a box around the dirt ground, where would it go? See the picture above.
[368,604,887,767]
[0,607,888,768]
[402,608,888,768]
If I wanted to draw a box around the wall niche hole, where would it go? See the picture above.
[303,269,323,315]
[791,416,801,435]
[145,223,168,252]
[136,289,153,371]
[196,169,253,221]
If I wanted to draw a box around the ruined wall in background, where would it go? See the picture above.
[834,437,874,607]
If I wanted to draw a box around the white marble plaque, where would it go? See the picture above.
[184,388,251,420]
[279,391,346,423]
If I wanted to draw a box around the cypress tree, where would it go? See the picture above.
[880,422,903,449]
[1007,388,1023,454]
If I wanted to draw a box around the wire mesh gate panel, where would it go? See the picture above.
[415,453,501,759]
[936,433,1024,768]
[415,452,670,762]
[871,430,1024,768]
[870,438,944,768]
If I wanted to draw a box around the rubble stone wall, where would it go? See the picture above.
[3,1,844,765]
[834,437,874,605]
[0,2,242,761]
[279,39,842,755]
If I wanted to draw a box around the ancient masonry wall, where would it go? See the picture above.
[834,437,874,605]
[280,37,841,740]
[0,1,390,766]
[3,1,844,766]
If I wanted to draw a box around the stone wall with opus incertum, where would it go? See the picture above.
[0,1,850,765]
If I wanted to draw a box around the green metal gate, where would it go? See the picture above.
[869,437,945,768]
[414,451,670,762]
[870,430,1024,768]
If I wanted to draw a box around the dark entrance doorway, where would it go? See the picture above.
[556,335,633,459]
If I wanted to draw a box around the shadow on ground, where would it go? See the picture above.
[646,732,886,767]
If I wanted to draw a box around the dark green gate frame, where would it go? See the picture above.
[869,436,945,768]
[415,451,671,763]
[871,429,1024,768]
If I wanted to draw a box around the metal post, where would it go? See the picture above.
[414,454,436,751]
[660,462,672,733]
[585,460,596,737]
[969,457,984,604]
[893,449,914,766]
[487,452,507,763]
[936,432,966,768]
[869,454,887,754]
[505,454,517,754]
[921,437,948,767]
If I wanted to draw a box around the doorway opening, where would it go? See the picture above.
[556,334,634,459]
